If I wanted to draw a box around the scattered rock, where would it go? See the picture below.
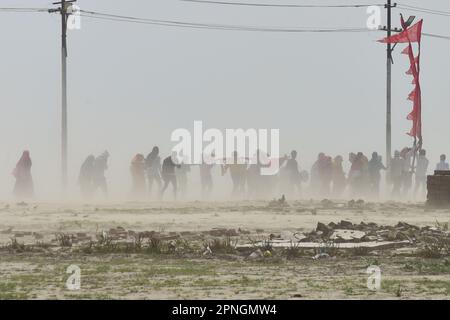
[316,222,331,235]
[313,253,330,260]
[330,229,366,242]
[203,246,213,256]
[280,231,306,242]
[248,249,263,260]
[337,220,354,229]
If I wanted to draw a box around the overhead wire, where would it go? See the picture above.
[178,0,383,8]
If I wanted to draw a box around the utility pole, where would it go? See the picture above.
[381,2,405,168]
[385,0,395,168]
[50,0,77,192]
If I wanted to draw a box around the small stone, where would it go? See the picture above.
[316,222,331,235]
[263,250,272,258]
[248,249,263,260]
[313,253,330,260]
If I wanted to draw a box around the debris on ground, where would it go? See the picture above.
[330,229,366,241]
[203,246,213,256]
[313,253,330,260]
[1,215,448,259]
[237,220,450,254]
[263,250,272,258]
[247,249,263,260]
[279,230,307,242]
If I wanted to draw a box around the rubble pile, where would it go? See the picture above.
[288,220,449,245]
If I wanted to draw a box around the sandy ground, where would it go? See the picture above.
[0,200,449,300]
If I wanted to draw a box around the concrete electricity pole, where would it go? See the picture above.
[384,0,396,168]
[50,0,77,191]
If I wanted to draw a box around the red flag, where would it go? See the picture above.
[378,18,423,140]
[378,20,423,44]
[407,86,422,137]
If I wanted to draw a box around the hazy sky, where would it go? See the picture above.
[1,0,449,198]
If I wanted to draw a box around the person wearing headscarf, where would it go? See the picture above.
[13,150,34,199]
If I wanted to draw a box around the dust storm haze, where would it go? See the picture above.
[3,0,450,304]
[1,0,450,201]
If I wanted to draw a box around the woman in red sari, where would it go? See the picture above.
[13,150,34,198]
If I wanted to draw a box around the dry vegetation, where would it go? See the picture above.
[0,200,449,300]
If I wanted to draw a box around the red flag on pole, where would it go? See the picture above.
[378,20,423,44]
[378,18,423,142]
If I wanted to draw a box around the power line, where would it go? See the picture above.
[80,10,371,33]
[397,4,450,17]
[423,32,450,40]
[0,7,49,12]
[398,4,450,15]
[1,5,449,40]
[179,0,382,8]
[80,9,450,40]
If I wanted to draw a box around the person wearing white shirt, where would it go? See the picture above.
[436,154,450,171]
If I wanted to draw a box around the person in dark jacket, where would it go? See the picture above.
[145,146,162,198]
[92,151,109,197]
[78,155,95,198]
[368,152,386,198]
[160,152,181,200]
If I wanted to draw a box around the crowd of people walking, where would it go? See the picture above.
[10,147,450,201]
